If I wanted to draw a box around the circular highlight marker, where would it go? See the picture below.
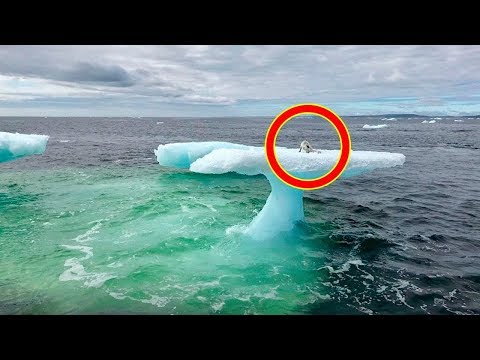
[265,103,351,190]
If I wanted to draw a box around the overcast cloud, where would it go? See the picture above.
[0,45,479,116]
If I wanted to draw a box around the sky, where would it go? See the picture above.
[0,45,479,117]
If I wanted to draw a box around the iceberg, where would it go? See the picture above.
[0,132,49,163]
[362,124,388,130]
[155,142,405,240]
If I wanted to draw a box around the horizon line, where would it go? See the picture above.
[1,114,479,119]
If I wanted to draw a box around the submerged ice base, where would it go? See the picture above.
[0,132,49,163]
[155,142,405,239]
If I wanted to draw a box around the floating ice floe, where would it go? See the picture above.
[0,131,49,163]
[155,142,405,240]
[362,124,388,130]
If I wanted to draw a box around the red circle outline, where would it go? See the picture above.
[264,104,351,190]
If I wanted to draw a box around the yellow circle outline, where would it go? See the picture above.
[264,103,352,191]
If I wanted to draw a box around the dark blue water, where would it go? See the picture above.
[1,115,479,314]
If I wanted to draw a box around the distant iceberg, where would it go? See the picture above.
[0,131,49,163]
[362,124,388,130]
[155,142,405,240]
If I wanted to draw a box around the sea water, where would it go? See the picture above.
[0,116,479,314]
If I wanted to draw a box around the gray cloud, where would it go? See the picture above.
[0,50,135,87]
[61,62,135,87]
[0,45,479,115]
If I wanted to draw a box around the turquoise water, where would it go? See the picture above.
[1,165,331,314]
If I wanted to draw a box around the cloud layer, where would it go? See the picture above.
[0,45,479,116]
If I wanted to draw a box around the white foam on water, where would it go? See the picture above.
[358,306,374,315]
[211,301,225,312]
[446,289,458,300]
[321,259,365,274]
[307,286,331,301]
[106,262,123,268]
[225,224,248,236]
[361,273,374,281]
[84,273,117,288]
[392,280,414,309]
[140,295,170,308]
[59,245,116,287]
[73,221,105,243]
[377,285,388,293]
[199,202,217,212]
[109,292,127,300]
[254,286,280,301]
[59,258,88,282]
[59,220,116,288]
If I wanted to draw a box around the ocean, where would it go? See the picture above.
[0,115,479,314]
